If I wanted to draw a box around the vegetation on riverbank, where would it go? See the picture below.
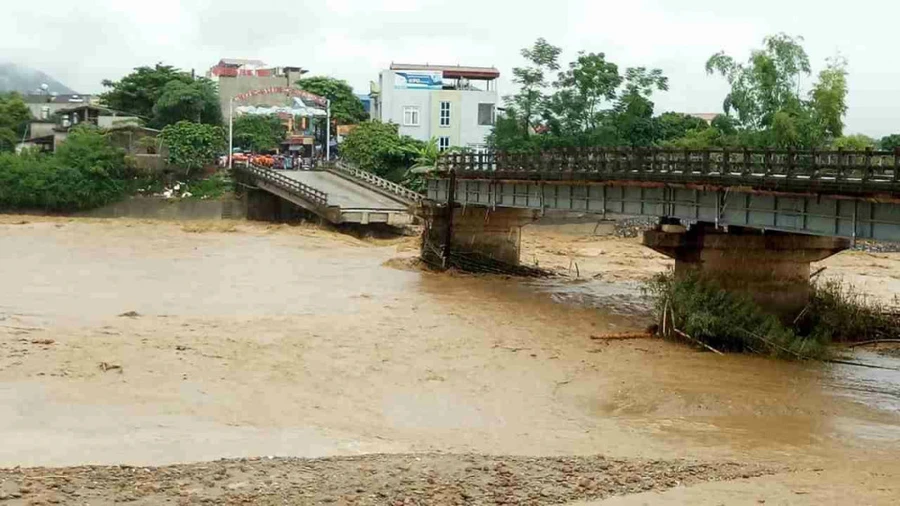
[645,272,900,360]
[0,126,131,211]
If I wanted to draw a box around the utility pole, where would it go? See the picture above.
[228,98,234,168]
[325,99,331,161]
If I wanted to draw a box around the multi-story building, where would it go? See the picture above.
[370,63,499,153]
[207,59,307,123]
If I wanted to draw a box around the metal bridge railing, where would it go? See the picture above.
[234,163,329,207]
[436,148,900,195]
[329,161,424,203]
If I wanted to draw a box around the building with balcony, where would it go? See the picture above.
[370,63,499,153]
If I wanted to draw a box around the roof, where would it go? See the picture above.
[23,94,92,104]
[218,58,267,68]
[390,63,500,80]
[55,104,115,114]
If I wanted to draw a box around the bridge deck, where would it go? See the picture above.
[282,171,408,211]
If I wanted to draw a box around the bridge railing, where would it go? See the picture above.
[437,148,900,193]
[233,162,329,206]
[328,161,424,203]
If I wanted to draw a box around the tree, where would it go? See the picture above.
[831,134,876,150]
[654,113,709,142]
[510,38,562,138]
[295,76,367,124]
[101,64,193,120]
[0,125,128,211]
[705,34,849,148]
[0,92,32,152]
[340,121,421,178]
[151,78,222,127]
[232,114,287,153]
[810,56,848,139]
[613,67,669,146]
[706,33,811,131]
[548,52,621,135]
[158,121,225,175]
[879,134,900,151]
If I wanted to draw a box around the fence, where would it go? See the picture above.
[436,148,900,195]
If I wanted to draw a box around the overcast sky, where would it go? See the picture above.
[3,0,897,136]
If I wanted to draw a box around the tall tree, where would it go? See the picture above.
[706,33,811,131]
[547,52,621,135]
[613,67,669,146]
[0,92,32,152]
[295,76,367,124]
[158,121,225,176]
[510,38,562,137]
[151,78,222,127]
[705,33,849,148]
[232,114,287,153]
[100,64,193,119]
[809,56,848,139]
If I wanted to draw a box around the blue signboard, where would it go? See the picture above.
[394,71,443,90]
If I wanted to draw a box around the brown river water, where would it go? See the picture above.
[0,217,898,503]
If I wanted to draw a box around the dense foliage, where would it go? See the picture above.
[232,115,287,153]
[100,64,221,128]
[339,121,422,178]
[158,121,225,175]
[490,39,669,151]
[295,76,367,124]
[646,272,900,360]
[0,92,32,152]
[491,34,864,152]
[152,78,222,127]
[0,126,129,211]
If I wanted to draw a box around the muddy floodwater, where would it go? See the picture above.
[1,217,899,504]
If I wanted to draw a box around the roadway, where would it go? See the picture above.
[282,170,408,211]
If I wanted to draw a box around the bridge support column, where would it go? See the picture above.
[422,206,538,267]
[643,224,850,319]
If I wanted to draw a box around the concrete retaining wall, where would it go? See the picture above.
[77,197,246,220]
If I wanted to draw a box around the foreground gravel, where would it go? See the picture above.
[0,454,775,505]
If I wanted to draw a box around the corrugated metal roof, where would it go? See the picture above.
[23,94,91,104]
[390,63,500,79]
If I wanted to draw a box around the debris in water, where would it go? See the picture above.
[118,311,141,318]
[30,339,55,345]
[99,362,123,373]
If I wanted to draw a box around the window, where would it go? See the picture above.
[439,101,451,127]
[439,136,450,152]
[40,106,51,120]
[403,106,420,126]
[478,103,495,126]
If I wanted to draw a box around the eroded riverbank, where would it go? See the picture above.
[1,216,899,504]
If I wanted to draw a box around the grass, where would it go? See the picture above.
[644,272,900,361]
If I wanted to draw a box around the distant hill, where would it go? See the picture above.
[0,62,76,95]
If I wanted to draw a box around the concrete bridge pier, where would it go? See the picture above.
[421,205,538,267]
[643,224,850,319]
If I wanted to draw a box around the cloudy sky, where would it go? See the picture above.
[3,0,897,136]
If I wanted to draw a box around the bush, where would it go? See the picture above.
[802,279,899,343]
[0,126,129,211]
[646,272,900,360]
[645,272,830,360]
[340,121,422,178]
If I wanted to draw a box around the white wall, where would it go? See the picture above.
[377,69,498,147]
[459,90,497,149]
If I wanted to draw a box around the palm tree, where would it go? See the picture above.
[401,137,440,192]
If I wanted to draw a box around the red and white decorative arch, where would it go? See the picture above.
[232,87,327,108]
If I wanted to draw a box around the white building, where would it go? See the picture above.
[370,64,499,153]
